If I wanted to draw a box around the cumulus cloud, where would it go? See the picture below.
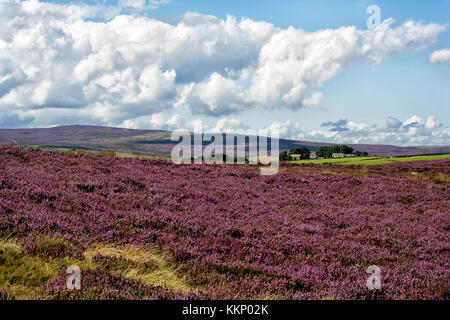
[321,119,350,132]
[116,0,170,14]
[302,92,323,108]
[386,116,402,130]
[265,120,302,138]
[121,115,253,136]
[211,118,250,133]
[0,0,446,129]
[118,0,146,11]
[118,112,448,146]
[277,115,448,146]
[429,48,450,64]
[183,18,445,114]
[0,111,35,128]
[120,113,182,130]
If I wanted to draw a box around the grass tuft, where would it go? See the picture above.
[0,240,84,299]
[85,245,196,294]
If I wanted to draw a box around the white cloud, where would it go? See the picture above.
[302,92,323,108]
[117,112,448,145]
[266,120,301,138]
[118,0,146,11]
[0,0,446,130]
[121,112,182,130]
[429,48,450,64]
[179,18,445,114]
[117,0,170,13]
[386,116,402,130]
[121,114,251,135]
[211,118,250,133]
[275,115,448,146]
[425,116,440,129]
[181,72,251,115]
[403,115,424,127]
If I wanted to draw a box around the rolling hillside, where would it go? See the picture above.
[0,125,449,157]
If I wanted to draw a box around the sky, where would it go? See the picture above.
[0,0,449,146]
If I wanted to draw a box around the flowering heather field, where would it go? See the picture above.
[0,146,448,300]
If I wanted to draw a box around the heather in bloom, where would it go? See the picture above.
[0,146,448,299]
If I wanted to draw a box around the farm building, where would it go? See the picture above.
[332,153,345,158]
[290,154,301,160]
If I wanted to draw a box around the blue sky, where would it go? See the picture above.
[158,0,450,128]
[155,0,450,129]
[0,0,449,145]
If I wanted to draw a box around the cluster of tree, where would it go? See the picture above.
[316,145,369,158]
[316,145,353,158]
[316,145,351,158]
[279,150,291,161]
[279,147,311,161]
[290,147,311,159]
[353,150,369,157]
[279,144,369,161]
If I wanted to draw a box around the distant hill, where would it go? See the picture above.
[0,125,449,157]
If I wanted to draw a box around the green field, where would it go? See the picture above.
[288,154,450,165]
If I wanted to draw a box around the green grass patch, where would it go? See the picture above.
[0,239,90,299]
[0,238,196,299]
[288,154,450,165]
[85,245,196,294]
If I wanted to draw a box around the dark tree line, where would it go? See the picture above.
[279,147,311,161]
[289,147,311,159]
[353,150,369,157]
[279,150,291,161]
[279,144,369,161]
[316,145,354,158]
